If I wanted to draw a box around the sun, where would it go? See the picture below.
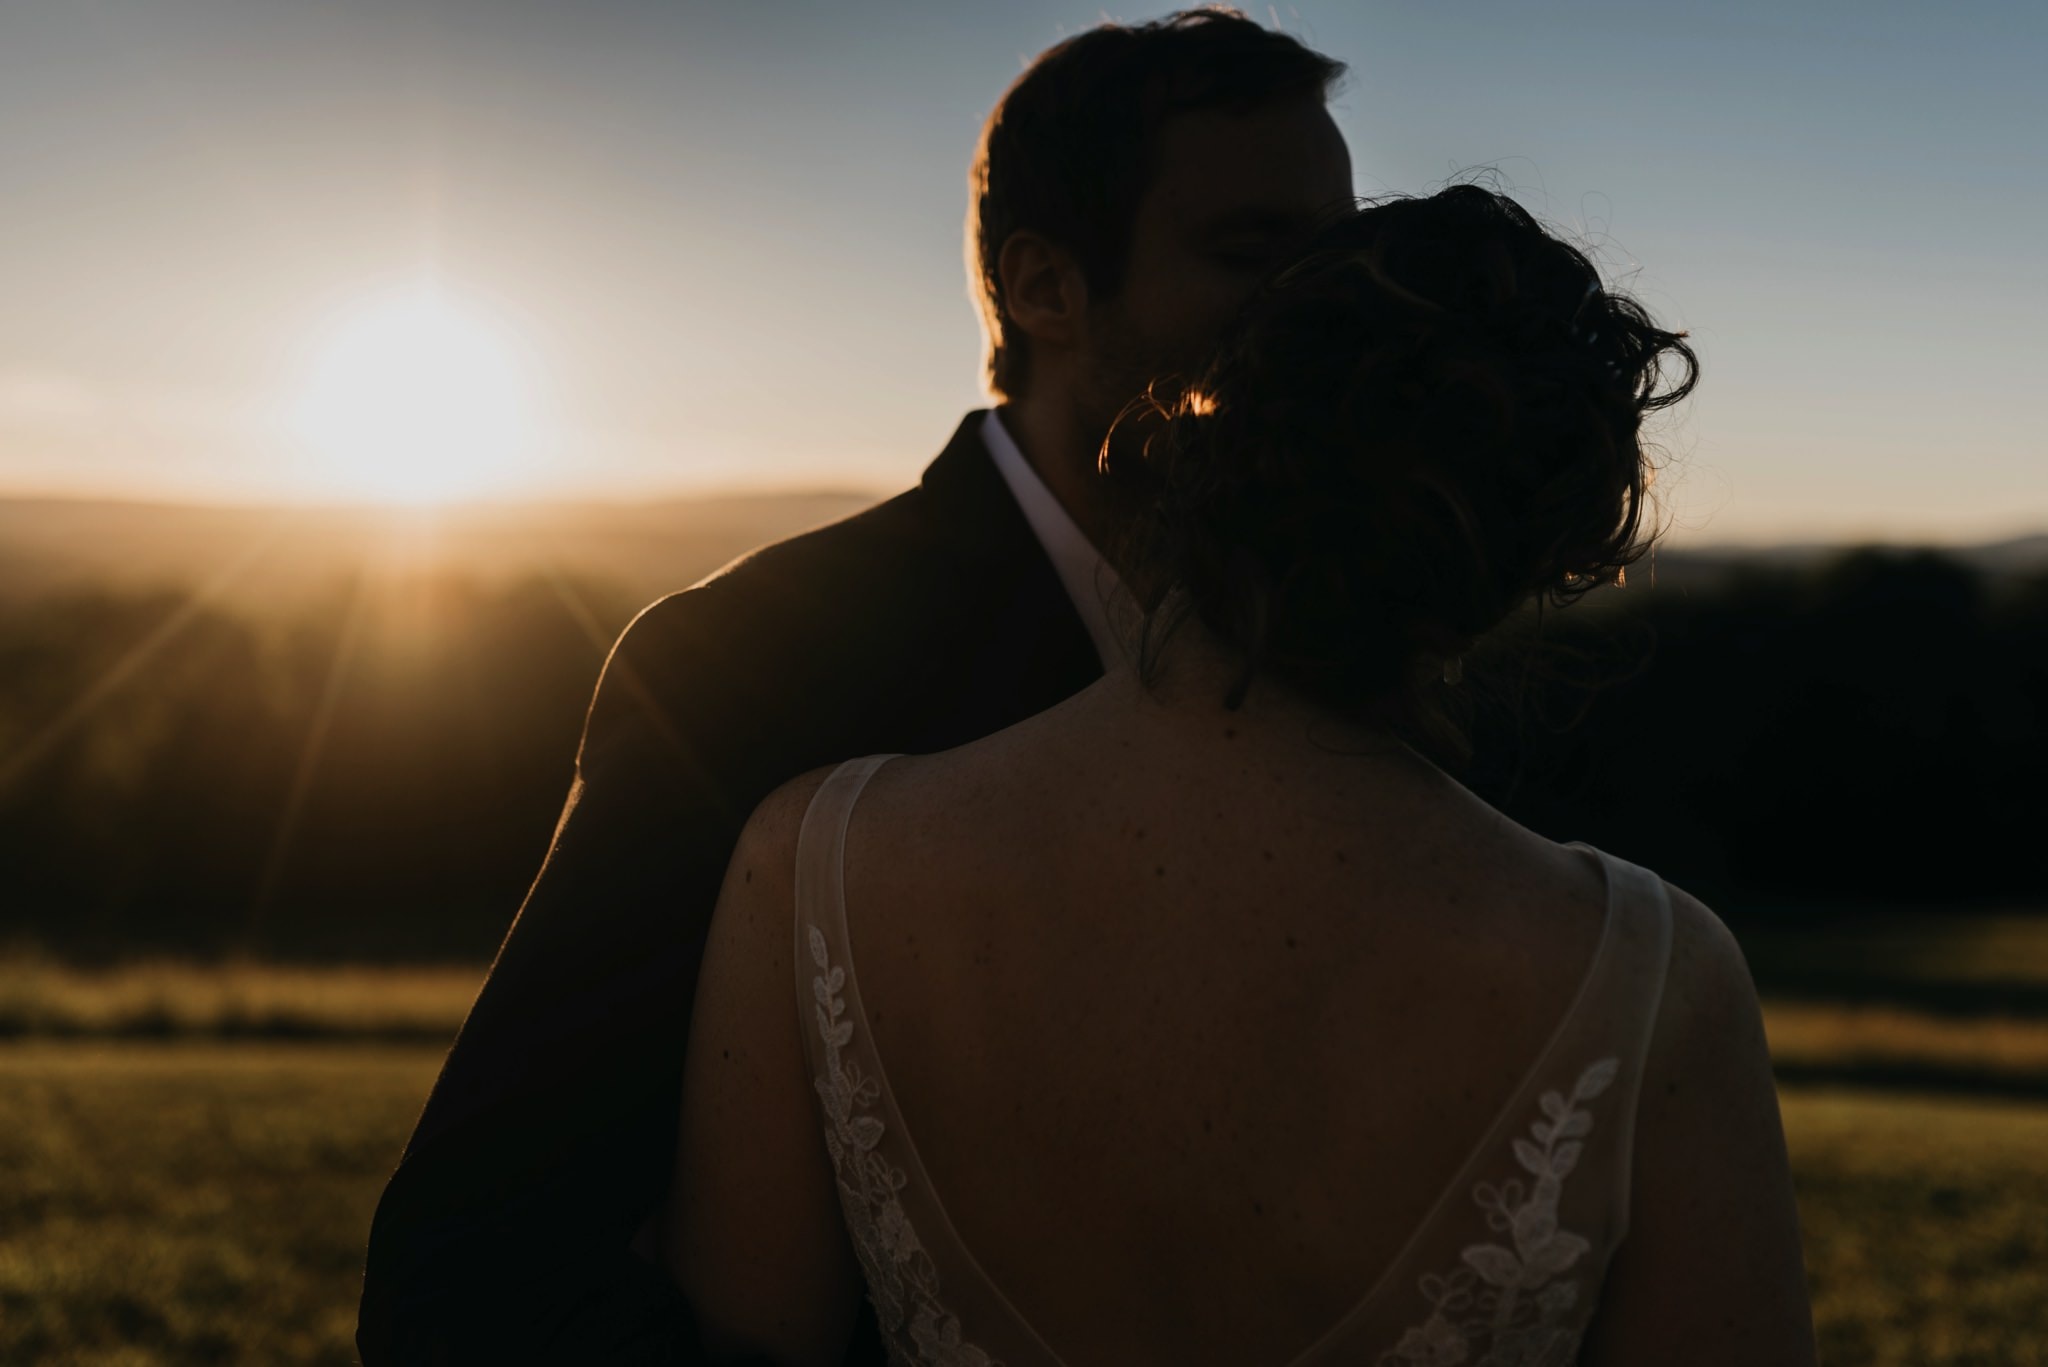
[292,285,537,504]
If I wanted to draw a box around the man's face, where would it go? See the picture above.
[1076,96,1353,427]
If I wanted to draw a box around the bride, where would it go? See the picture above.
[660,186,1816,1366]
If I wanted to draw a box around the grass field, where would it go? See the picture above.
[1,1041,2045,1366]
[0,957,481,1042]
[2,941,2046,1365]
[0,1044,429,1367]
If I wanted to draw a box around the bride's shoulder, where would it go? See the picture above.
[742,763,842,837]
[733,753,932,876]
[1647,875,1764,1046]
[1540,839,1750,999]
[1658,877,1744,964]
[1569,851,1769,1106]
[1569,847,1749,1000]
[725,763,858,899]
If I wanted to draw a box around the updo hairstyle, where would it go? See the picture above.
[1116,184,1699,733]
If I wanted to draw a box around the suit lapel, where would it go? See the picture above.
[916,410,1053,568]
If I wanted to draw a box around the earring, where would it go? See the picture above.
[1441,655,1464,686]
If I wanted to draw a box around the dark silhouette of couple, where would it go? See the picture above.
[360,11,1815,1365]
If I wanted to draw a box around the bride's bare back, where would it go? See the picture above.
[783,656,1813,1365]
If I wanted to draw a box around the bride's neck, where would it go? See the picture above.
[1101,606,1421,765]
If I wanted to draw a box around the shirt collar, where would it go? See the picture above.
[980,409,1128,670]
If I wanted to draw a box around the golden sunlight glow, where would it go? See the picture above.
[292,286,535,504]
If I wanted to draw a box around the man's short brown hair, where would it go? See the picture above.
[967,7,1346,400]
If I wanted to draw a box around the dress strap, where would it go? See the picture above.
[1575,846,1676,1242]
[793,754,901,943]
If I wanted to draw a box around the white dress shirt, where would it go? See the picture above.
[980,409,1129,671]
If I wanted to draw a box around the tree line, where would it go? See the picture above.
[0,547,2041,961]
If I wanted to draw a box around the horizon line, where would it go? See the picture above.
[0,483,2043,558]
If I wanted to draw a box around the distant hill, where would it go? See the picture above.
[1593,532,2048,597]
[1,493,2042,616]
[0,491,879,613]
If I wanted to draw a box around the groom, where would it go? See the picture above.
[359,11,1352,1363]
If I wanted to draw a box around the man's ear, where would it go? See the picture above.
[996,230,1089,349]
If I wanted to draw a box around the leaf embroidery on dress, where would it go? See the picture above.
[1379,1056,1619,1367]
[809,923,1004,1367]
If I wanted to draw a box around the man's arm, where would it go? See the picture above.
[358,529,911,1364]
[358,587,734,1363]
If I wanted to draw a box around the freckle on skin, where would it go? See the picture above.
[1285,935,1297,950]
[1262,850,1274,862]
[744,869,752,883]
[1155,865,1166,878]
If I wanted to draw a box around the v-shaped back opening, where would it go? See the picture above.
[800,754,1631,1367]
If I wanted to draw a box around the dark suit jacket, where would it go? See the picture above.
[358,411,1104,1364]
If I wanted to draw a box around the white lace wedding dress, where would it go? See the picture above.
[793,754,1675,1367]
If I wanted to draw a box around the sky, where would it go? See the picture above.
[0,0,2040,546]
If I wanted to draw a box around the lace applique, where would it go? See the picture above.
[809,923,1005,1367]
[1379,1056,1619,1367]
